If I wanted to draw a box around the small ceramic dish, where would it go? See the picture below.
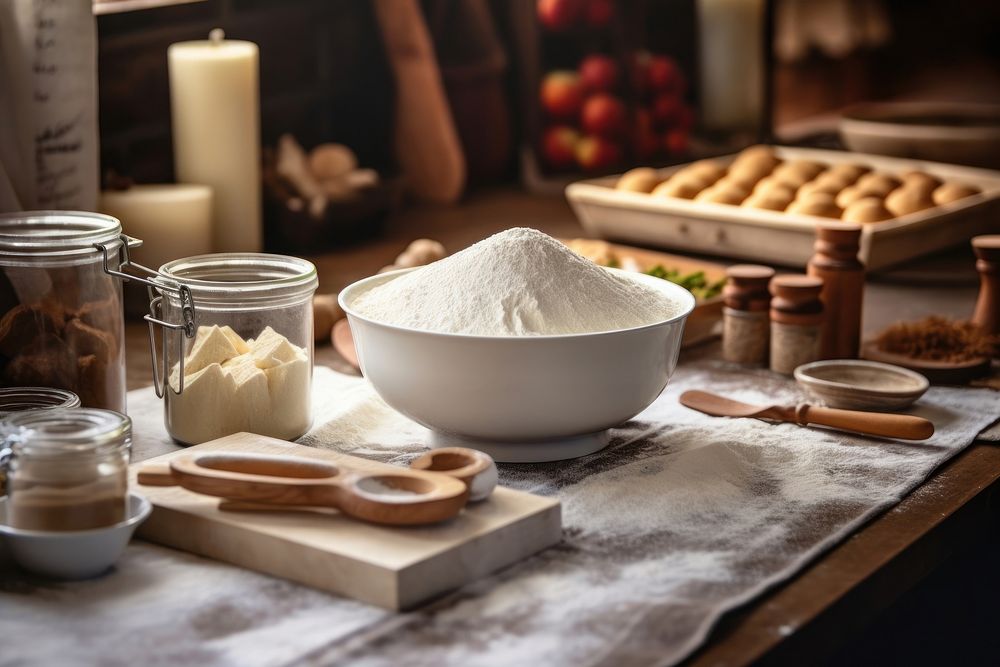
[794,360,930,411]
[0,493,151,579]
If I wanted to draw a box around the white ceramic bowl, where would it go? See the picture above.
[0,493,151,579]
[839,102,1000,169]
[340,268,695,462]
[794,359,929,411]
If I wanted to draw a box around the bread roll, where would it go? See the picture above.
[835,185,865,209]
[768,167,811,189]
[885,186,934,217]
[773,160,825,183]
[743,183,795,211]
[729,146,781,181]
[787,194,842,218]
[842,197,893,223]
[932,182,981,205]
[855,172,901,197]
[826,163,871,183]
[652,175,710,199]
[799,172,852,198]
[678,160,727,184]
[900,170,942,193]
[695,183,750,205]
[616,167,662,193]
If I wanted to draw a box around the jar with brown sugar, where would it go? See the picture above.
[1,408,131,531]
[0,213,130,411]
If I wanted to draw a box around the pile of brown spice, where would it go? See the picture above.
[875,316,997,363]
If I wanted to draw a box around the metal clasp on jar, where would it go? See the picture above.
[95,234,197,398]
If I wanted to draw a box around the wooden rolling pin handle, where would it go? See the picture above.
[796,404,935,441]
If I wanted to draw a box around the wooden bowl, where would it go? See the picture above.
[860,343,991,385]
[794,359,929,411]
[839,102,1000,169]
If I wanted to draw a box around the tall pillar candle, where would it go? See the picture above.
[99,184,213,271]
[697,0,766,133]
[168,29,261,253]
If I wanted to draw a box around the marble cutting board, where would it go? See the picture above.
[131,433,562,610]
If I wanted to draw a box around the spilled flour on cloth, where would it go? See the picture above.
[4,349,999,667]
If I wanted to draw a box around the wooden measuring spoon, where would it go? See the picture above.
[411,447,498,502]
[679,390,935,440]
[167,452,469,525]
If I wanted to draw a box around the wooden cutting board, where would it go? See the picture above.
[131,433,561,611]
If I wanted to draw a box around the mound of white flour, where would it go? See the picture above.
[350,228,683,336]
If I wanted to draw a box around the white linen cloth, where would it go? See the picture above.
[2,355,998,667]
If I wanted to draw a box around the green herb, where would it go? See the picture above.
[643,265,724,301]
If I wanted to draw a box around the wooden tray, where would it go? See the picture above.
[565,146,1000,270]
[563,238,725,347]
[132,433,561,611]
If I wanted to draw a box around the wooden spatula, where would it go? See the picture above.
[679,390,934,440]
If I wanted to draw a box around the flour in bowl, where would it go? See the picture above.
[350,228,682,335]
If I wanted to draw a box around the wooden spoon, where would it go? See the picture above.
[679,390,935,440]
[332,318,360,371]
[163,452,469,526]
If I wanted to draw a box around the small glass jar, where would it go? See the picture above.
[0,212,129,412]
[154,253,318,445]
[0,387,81,418]
[1,408,131,531]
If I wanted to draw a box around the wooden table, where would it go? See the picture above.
[123,189,999,666]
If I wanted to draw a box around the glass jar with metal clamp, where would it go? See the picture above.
[152,254,317,446]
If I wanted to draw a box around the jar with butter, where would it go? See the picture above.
[1,408,131,531]
[151,254,318,445]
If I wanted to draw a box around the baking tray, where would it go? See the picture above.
[565,146,1000,270]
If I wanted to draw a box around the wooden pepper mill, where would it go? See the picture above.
[971,235,1000,337]
[769,275,824,375]
[722,264,775,365]
[807,223,864,360]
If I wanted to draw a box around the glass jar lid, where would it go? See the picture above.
[1,408,131,459]
[0,211,123,260]
[0,388,81,418]
[157,253,318,305]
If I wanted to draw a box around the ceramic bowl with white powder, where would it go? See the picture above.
[340,228,695,462]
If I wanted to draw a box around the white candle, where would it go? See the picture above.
[697,0,766,133]
[168,29,261,253]
[99,184,213,271]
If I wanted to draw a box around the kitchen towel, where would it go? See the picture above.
[3,354,999,667]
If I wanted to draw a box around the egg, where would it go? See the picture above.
[616,167,662,193]
[842,197,894,223]
[932,182,981,205]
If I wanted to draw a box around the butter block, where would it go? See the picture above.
[167,362,240,444]
[185,325,247,374]
[251,326,306,369]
